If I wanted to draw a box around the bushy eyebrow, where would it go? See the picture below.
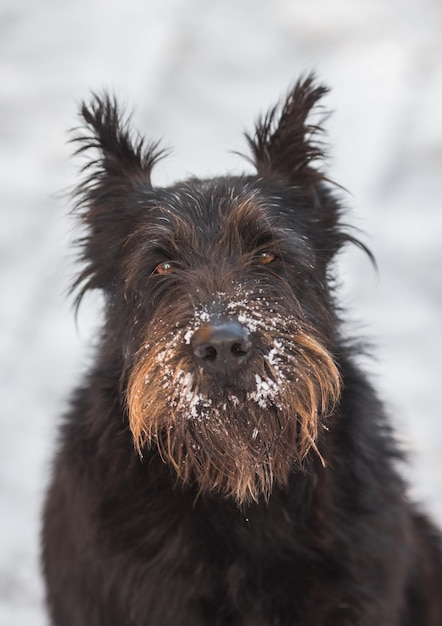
[215,194,277,251]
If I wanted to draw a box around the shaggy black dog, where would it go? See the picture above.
[42,75,442,625]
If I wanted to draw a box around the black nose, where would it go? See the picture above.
[191,321,252,377]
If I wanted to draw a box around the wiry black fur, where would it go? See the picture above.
[42,75,442,625]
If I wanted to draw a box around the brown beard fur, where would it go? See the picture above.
[126,302,341,506]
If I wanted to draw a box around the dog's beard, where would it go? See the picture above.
[126,300,340,505]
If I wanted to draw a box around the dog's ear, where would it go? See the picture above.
[246,77,371,265]
[75,94,162,186]
[245,74,328,186]
[71,94,164,300]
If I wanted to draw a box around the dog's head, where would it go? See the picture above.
[73,76,362,505]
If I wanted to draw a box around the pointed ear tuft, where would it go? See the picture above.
[245,74,329,183]
[73,93,164,183]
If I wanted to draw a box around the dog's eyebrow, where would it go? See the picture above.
[222,193,274,234]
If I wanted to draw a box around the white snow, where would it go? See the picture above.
[248,375,280,409]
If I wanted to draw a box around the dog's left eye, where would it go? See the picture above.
[257,252,276,265]
[154,261,174,275]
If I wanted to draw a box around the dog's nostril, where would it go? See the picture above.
[202,346,218,362]
[231,343,247,358]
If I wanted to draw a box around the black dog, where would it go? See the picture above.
[42,75,442,625]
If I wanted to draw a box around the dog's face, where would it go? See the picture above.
[123,179,341,504]
[73,76,355,505]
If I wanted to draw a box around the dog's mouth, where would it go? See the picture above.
[159,368,283,421]
[126,301,340,504]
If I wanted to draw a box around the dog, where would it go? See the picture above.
[42,75,442,625]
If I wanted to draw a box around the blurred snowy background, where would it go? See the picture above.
[1,0,441,623]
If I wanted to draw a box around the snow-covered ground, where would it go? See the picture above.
[1,1,441,623]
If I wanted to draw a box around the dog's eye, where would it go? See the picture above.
[154,261,174,275]
[257,252,276,265]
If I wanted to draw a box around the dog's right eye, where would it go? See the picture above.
[154,261,174,275]
[257,252,276,265]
